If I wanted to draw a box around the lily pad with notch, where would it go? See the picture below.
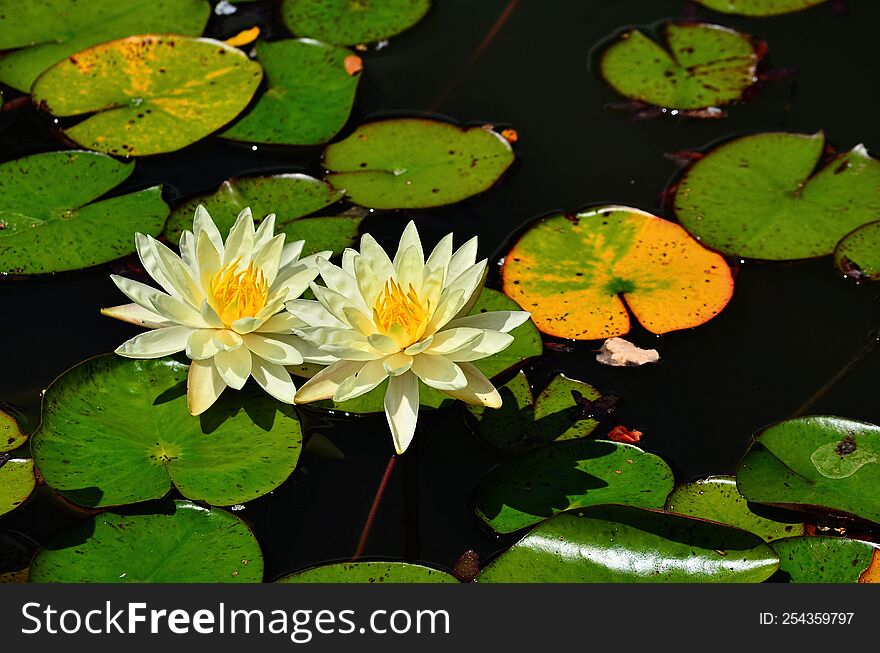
[222,39,361,146]
[477,506,779,582]
[281,0,430,46]
[692,0,828,17]
[674,132,880,260]
[834,220,880,281]
[0,151,168,275]
[0,409,35,518]
[737,416,880,524]
[29,500,263,583]
[0,0,211,92]
[323,118,515,209]
[502,206,734,340]
[769,536,880,583]
[665,475,806,542]
[474,439,675,533]
[278,561,458,583]
[32,34,263,156]
[32,355,303,508]
[599,22,760,111]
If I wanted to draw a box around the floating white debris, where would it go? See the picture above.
[596,337,660,367]
[214,0,237,16]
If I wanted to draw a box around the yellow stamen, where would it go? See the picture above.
[210,258,268,325]
[373,279,428,344]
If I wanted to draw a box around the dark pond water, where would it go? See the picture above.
[2,0,880,579]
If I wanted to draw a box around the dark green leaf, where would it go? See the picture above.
[770,536,879,583]
[281,0,430,46]
[278,561,458,583]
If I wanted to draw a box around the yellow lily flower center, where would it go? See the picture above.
[373,278,428,344]
[210,259,268,325]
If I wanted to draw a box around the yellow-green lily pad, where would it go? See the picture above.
[693,0,828,17]
[278,561,458,583]
[834,220,880,281]
[281,0,430,46]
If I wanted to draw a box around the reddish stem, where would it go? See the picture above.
[352,454,398,560]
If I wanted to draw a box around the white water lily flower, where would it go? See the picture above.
[290,221,531,454]
[102,205,333,415]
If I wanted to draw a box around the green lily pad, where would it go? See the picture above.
[475,439,675,533]
[693,0,827,17]
[314,289,542,413]
[281,0,430,46]
[477,507,779,583]
[29,501,263,583]
[0,408,28,452]
[665,476,805,542]
[32,35,263,156]
[278,561,458,583]
[32,355,303,508]
[771,536,880,583]
[164,174,345,243]
[0,0,210,92]
[737,416,880,524]
[0,460,35,518]
[0,151,168,275]
[834,220,880,281]
[222,39,360,146]
[674,132,880,260]
[468,373,603,452]
[324,118,515,209]
[600,22,759,111]
[502,206,734,339]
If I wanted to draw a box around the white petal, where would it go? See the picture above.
[423,289,465,336]
[394,244,425,293]
[280,240,305,267]
[344,306,379,336]
[425,232,454,273]
[426,327,484,355]
[446,235,478,286]
[193,205,224,258]
[410,354,467,390]
[317,258,368,311]
[332,358,389,402]
[251,357,296,404]
[179,230,198,277]
[214,346,252,390]
[359,233,395,281]
[257,312,306,333]
[367,333,401,354]
[253,213,277,249]
[252,233,286,286]
[294,338,340,365]
[341,248,358,276]
[446,330,514,362]
[111,274,165,313]
[440,362,501,407]
[222,208,256,266]
[445,310,531,333]
[135,233,191,305]
[353,253,386,307]
[115,326,192,359]
[213,329,243,351]
[187,358,226,415]
[403,336,433,355]
[101,303,174,329]
[385,372,419,454]
[242,333,305,365]
[297,326,378,361]
[285,299,346,328]
[186,329,220,360]
[295,360,365,403]
[393,221,424,270]
[270,264,319,299]
[195,229,222,291]
[199,299,225,329]
[312,283,361,326]
[150,294,209,328]
[383,352,413,376]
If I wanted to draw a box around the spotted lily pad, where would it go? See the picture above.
[477,507,779,583]
[32,355,303,508]
[1,410,35,519]
[324,118,515,209]
[468,373,604,452]
[665,476,805,542]
[600,22,759,111]
[29,501,263,583]
[737,416,880,524]
[693,0,827,16]
[164,174,345,243]
[834,221,880,281]
[281,0,430,46]
[278,561,458,583]
[0,0,211,91]
[0,151,168,275]
[313,289,542,413]
[32,35,263,156]
[222,39,360,146]
[502,206,733,340]
[475,439,675,533]
[674,132,880,260]
[0,408,28,452]
[770,536,880,583]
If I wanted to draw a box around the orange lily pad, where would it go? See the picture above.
[502,206,734,339]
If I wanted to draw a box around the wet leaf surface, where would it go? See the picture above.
[600,22,759,110]
[477,506,779,582]
[0,459,35,518]
[474,439,675,533]
[834,220,880,281]
[164,174,344,243]
[674,132,880,260]
[29,500,264,582]
[693,0,828,17]
[0,151,168,275]
[0,0,210,91]
[277,561,458,583]
[281,0,430,46]
[32,35,263,156]
[0,408,28,452]
[33,356,303,508]
[502,206,733,339]
[222,39,360,146]
[770,535,880,583]
[737,416,880,524]
[665,475,805,541]
[323,118,515,209]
